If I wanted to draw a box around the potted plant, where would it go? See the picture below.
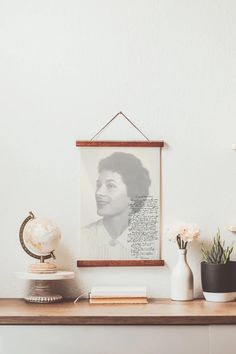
[201,229,236,302]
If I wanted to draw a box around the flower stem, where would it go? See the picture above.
[176,235,188,249]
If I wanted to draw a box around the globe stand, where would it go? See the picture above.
[15,271,75,304]
[28,261,57,274]
[26,280,62,303]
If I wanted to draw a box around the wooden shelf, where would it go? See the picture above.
[0,299,236,325]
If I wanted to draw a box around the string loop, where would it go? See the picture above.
[90,112,150,141]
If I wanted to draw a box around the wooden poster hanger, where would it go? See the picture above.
[76,111,164,267]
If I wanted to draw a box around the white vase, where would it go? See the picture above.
[171,249,193,301]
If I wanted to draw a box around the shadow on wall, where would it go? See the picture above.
[53,243,80,299]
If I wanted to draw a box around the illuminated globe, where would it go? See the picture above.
[23,217,61,257]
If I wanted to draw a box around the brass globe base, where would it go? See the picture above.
[28,262,57,274]
[25,280,62,304]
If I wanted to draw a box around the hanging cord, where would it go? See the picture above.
[90,111,150,141]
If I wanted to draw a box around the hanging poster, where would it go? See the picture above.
[76,141,164,267]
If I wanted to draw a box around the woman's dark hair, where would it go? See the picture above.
[98,152,151,212]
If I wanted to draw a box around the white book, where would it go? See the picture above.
[90,286,147,298]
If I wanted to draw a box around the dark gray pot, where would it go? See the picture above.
[201,261,236,302]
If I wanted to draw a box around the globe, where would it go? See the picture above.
[18,212,70,301]
[19,212,61,273]
[23,217,61,257]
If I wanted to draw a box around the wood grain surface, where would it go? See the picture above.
[0,299,236,325]
[76,141,164,147]
[77,260,165,267]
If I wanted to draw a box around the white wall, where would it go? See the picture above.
[0,0,236,299]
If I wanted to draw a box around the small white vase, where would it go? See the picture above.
[171,249,193,301]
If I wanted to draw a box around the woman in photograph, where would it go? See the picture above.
[82,152,151,260]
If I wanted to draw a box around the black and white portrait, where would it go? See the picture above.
[79,146,160,260]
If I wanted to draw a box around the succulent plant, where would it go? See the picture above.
[201,229,234,264]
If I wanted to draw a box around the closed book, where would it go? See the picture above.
[90,286,147,299]
[89,297,148,304]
